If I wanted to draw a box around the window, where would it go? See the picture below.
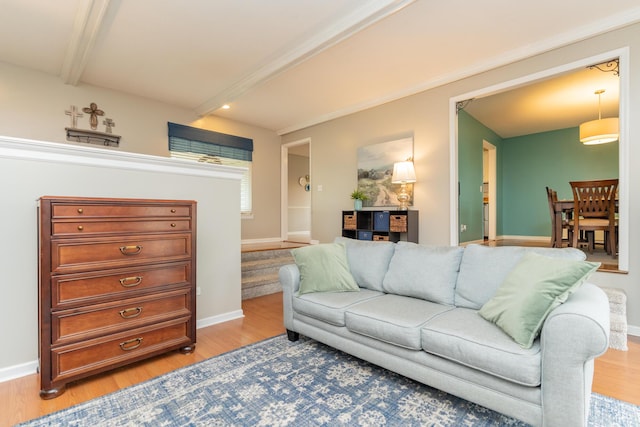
[168,122,253,214]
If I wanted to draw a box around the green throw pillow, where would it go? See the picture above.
[478,252,600,348]
[292,243,359,295]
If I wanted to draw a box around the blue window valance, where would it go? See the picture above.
[168,122,253,161]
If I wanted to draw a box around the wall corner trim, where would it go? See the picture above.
[0,135,244,181]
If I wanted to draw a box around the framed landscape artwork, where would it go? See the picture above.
[357,137,413,208]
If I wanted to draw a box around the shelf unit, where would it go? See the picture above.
[342,210,418,243]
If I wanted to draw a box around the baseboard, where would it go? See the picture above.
[0,309,246,384]
[0,360,38,384]
[196,309,244,329]
[497,235,550,242]
[627,324,640,337]
[462,236,550,245]
[241,237,282,245]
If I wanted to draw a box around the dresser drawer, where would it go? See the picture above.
[52,203,192,219]
[53,288,192,345]
[51,234,192,274]
[52,262,191,308]
[51,219,192,236]
[51,318,191,383]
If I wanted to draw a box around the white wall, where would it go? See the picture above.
[194,116,282,241]
[0,137,243,380]
[0,61,281,380]
[288,154,311,233]
[0,62,193,157]
[282,23,640,332]
[0,62,282,241]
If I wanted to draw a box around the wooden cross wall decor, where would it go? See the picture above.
[64,102,120,147]
[103,118,115,133]
[65,105,83,128]
[82,102,104,130]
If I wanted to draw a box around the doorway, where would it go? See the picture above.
[451,48,628,272]
[483,140,497,241]
[281,138,311,243]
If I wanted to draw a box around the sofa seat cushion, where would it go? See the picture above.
[421,308,542,387]
[345,294,453,350]
[293,289,384,326]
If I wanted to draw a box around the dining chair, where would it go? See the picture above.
[545,186,572,247]
[569,179,618,257]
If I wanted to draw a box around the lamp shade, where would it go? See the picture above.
[579,117,619,145]
[391,161,416,183]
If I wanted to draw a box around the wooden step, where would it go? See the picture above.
[241,248,296,300]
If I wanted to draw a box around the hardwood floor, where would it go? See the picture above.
[1,292,637,426]
[476,238,621,272]
[0,293,285,427]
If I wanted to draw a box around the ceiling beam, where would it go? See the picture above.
[60,0,111,85]
[195,0,416,116]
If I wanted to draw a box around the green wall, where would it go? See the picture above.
[459,112,618,241]
[501,127,618,237]
[457,110,503,242]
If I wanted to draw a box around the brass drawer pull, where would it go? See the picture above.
[119,276,143,287]
[77,225,84,231]
[171,209,176,213]
[119,337,143,351]
[119,245,143,255]
[170,223,176,227]
[119,307,143,319]
[77,208,83,214]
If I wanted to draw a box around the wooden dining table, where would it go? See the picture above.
[552,199,618,249]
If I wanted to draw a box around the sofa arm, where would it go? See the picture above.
[540,283,610,426]
[279,264,300,331]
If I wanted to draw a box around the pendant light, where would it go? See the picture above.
[579,89,618,145]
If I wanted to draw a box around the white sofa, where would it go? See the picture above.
[280,238,610,427]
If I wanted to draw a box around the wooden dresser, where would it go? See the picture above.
[38,196,196,399]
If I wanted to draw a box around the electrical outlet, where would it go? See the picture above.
[196,287,201,296]
[460,224,467,232]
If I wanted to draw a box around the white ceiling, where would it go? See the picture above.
[464,63,621,138]
[1,0,638,135]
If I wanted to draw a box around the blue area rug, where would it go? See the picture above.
[20,335,640,426]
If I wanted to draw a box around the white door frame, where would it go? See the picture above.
[450,47,629,271]
[281,138,311,242]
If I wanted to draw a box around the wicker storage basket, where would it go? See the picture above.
[343,214,357,230]
[390,214,407,232]
[373,235,390,241]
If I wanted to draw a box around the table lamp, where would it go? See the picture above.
[391,161,416,210]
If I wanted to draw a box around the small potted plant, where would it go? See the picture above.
[350,189,368,211]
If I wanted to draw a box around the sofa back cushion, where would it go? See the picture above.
[334,236,396,292]
[382,242,463,305]
[454,244,587,309]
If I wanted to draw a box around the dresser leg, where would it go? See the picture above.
[40,386,65,400]
[179,345,195,354]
